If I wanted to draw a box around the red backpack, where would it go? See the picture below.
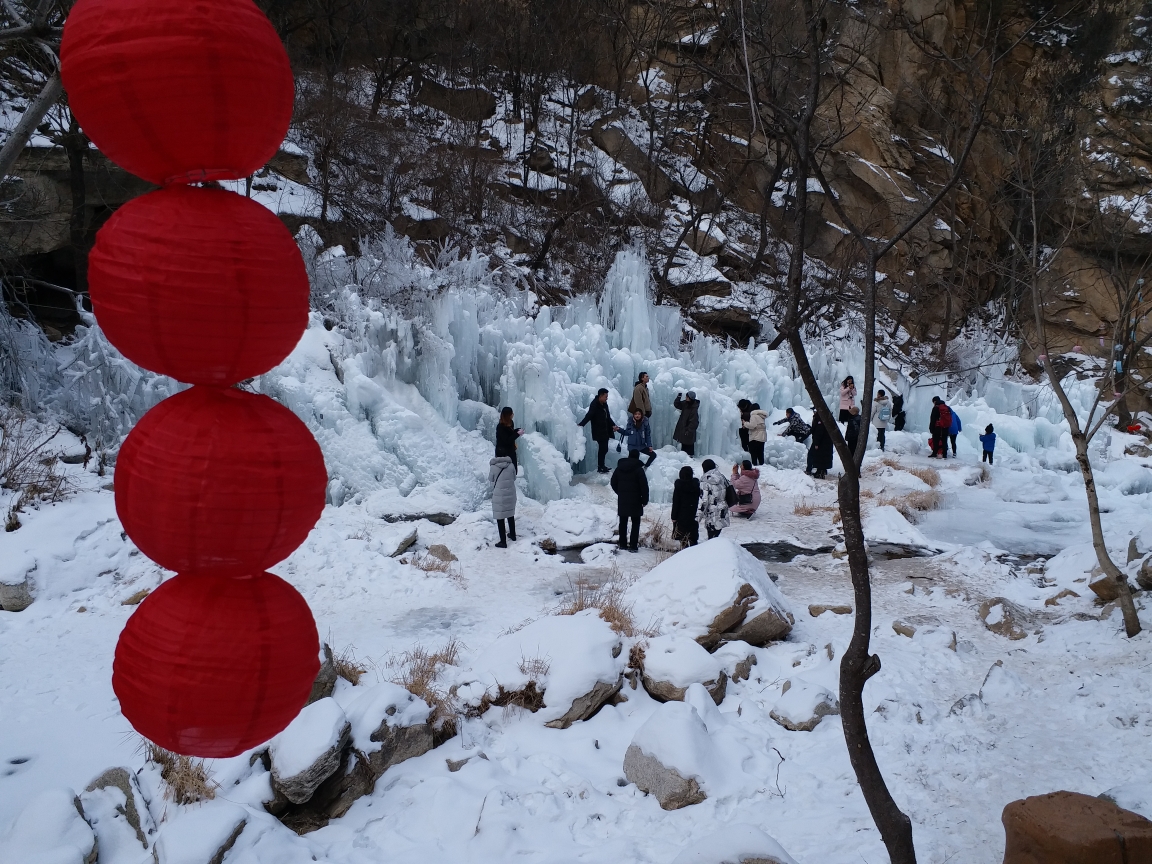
[936,404,952,430]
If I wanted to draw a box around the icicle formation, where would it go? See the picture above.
[61,0,324,757]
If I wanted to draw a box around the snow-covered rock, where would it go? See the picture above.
[0,555,35,611]
[457,610,625,728]
[671,823,799,864]
[641,634,727,704]
[269,697,351,804]
[769,679,840,732]
[79,767,155,863]
[0,788,97,864]
[623,702,717,810]
[624,538,792,650]
[862,505,937,556]
[316,683,435,821]
[979,597,1032,641]
[152,800,247,864]
[980,660,1024,705]
[307,643,338,705]
[1102,782,1152,820]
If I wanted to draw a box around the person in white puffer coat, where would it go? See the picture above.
[699,459,732,539]
[489,455,517,548]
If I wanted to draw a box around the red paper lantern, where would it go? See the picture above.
[89,187,308,385]
[60,0,294,185]
[113,570,320,757]
[115,387,327,574]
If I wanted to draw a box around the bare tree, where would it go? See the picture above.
[0,0,64,181]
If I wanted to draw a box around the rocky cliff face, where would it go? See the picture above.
[3,0,1149,412]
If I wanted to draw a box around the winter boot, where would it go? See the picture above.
[507,517,517,541]
[496,519,508,548]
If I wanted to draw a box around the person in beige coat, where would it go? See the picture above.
[743,403,768,466]
[628,372,652,418]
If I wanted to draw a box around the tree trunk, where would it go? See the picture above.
[0,72,62,181]
[1074,436,1142,637]
[63,119,89,293]
[838,469,918,864]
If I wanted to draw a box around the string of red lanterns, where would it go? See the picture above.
[62,0,325,757]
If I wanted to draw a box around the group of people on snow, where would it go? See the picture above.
[491,372,1001,552]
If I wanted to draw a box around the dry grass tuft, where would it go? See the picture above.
[333,646,369,685]
[794,498,839,517]
[145,743,216,805]
[878,490,942,522]
[385,639,462,737]
[908,466,941,488]
[1,413,73,532]
[880,456,902,471]
[640,517,680,552]
[555,564,656,638]
[628,641,647,674]
[517,653,551,679]
[860,488,875,499]
[410,551,452,573]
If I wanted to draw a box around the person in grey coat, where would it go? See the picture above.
[489,455,517,548]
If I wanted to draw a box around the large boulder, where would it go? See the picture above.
[624,538,792,650]
[0,788,97,864]
[1002,790,1152,863]
[641,634,728,704]
[415,79,497,122]
[455,610,626,729]
[269,698,351,805]
[80,766,156,857]
[672,824,799,864]
[769,679,840,732]
[623,702,717,810]
[152,800,247,864]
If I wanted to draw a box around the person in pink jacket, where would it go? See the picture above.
[730,460,761,518]
[838,376,857,423]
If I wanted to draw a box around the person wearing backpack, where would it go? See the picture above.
[871,389,892,452]
[699,459,732,539]
[949,408,962,457]
[929,397,952,458]
[979,424,996,465]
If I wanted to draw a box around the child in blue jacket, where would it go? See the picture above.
[949,410,962,456]
[623,409,656,468]
[979,424,996,465]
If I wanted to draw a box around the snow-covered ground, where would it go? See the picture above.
[2,247,1152,863]
[2,426,1151,863]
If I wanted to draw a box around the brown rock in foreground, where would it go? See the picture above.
[1002,790,1152,863]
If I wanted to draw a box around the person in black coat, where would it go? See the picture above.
[672,391,700,457]
[670,465,701,547]
[578,388,621,473]
[807,412,833,479]
[737,399,752,452]
[892,394,907,432]
[495,407,522,471]
[610,449,649,552]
